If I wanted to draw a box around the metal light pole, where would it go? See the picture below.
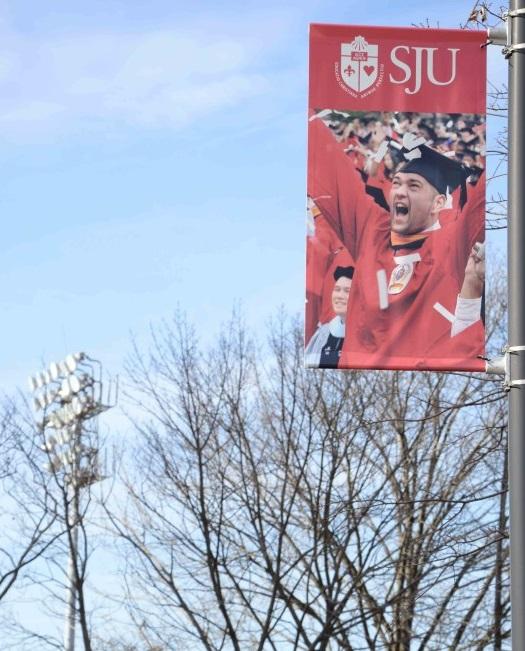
[487,4,525,648]
[507,3,525,648]
[29,353,116,651]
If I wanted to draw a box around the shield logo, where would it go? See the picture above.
[341,36,378,93]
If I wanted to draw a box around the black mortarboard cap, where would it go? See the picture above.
[396,144,470,207]
[358,132,372,145]
[466,136,480,147]
[458,148,480,161]
[418,121,437,142]
[386,140,406,167]
[466,165,484,183]
[333,265,354,281]
[361,115,375,126]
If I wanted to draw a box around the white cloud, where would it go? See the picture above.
[0,20,294,136]
[0,100,66,122]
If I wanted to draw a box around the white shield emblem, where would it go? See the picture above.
[341,36,378,93]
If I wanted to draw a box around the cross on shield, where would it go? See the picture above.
[341,36,378,93]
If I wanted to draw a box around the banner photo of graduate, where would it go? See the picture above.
[306,25,487,371]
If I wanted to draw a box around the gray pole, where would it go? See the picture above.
[63,519,77,651]
[508,1,525,648]
[63,427,81,651]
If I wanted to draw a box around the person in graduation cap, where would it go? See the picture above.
[307,115,485,371]
[305,265,355,368]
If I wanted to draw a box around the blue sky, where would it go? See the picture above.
[0,0,507,398]
[0,0,509,643]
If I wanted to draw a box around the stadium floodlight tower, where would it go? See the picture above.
[28,352,116,651]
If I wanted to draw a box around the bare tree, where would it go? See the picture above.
[0,396,110,651]
[106,279,508,650]
[0,398,60,606]
[0,7,510,649]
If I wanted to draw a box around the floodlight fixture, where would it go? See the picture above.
[29,350,116,651]
[40,439,56,453]
[43,390,57,407]
[70,376,82,394]
[62,428,74,443]
[71,397,82,416]
[65,355,77,373]
[59,379,71,401]
[30,350,115,451]
[45,456,62,473]
[49,362,60,380]
[55,406,72,426]
[56,414,67,428]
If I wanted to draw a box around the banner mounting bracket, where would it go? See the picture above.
[486,346,525,390]
[503,43,525,58]
[488,8,525,56]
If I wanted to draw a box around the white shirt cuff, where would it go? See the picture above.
[451,295,482,337]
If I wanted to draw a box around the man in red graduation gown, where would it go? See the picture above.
[307,117,485,372]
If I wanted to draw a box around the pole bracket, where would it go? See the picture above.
[487,346,525,390]
[503,43,525,58]
[491,8,525,57]
[487,25,508,47]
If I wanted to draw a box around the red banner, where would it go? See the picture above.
[305,25,486,371]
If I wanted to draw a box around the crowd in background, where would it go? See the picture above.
[319,109,486,188]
